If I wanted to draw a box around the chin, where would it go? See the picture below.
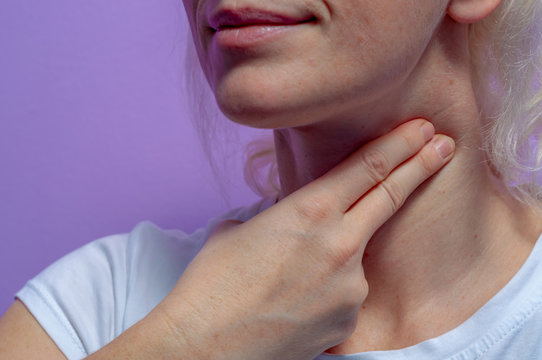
[217,99,295,129]
[214,85,297,129]
[213,76,337,130]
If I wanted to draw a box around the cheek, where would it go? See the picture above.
[327,2,432,88]
[299,0,450,112]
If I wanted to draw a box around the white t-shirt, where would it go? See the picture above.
[16,196,542,360]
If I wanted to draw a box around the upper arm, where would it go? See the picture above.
[0,299,67,360]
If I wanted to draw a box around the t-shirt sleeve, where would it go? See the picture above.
[15,233,130,360]
[14,198,274,360]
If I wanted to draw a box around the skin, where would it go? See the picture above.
[1,121,456,360]
[1,0,541,358]
[183,0,542,353]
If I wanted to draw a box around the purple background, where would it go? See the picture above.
[0,0,266,316]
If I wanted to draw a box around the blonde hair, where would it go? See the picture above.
[184,0,542,203]
[471,0,542,204]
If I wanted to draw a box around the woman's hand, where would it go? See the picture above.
[152,119,455,360]
[84,119,454,360]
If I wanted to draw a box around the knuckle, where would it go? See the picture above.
[359,148,391,183]
[398,132,419,154]
[292,197,334,225]
[327,241,360,269]
[379,179,406,214]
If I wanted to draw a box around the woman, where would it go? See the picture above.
[2,0,542,359]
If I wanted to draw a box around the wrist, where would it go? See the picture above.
[85,302,207,360]
[147,303,209,359]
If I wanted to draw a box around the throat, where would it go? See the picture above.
[324,197,542,355]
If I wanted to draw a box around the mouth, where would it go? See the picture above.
[208,7,317,32]
[205,7,317,49]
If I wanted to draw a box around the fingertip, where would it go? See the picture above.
[433,135,455,159]
[420,122,435,143]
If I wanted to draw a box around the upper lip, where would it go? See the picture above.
[208,7,315,31]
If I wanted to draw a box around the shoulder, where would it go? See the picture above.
[14,223,198,358]
[15,196,275,358]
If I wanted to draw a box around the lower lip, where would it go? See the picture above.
[213,23,309,48]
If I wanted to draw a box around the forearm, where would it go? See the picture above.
[85,307,207,360]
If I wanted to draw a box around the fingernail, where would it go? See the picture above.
[420,122,434,142]
[434,136,455,159]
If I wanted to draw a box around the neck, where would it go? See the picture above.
[273,17,542,352]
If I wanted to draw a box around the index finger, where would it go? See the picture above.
[297,119,434,213]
